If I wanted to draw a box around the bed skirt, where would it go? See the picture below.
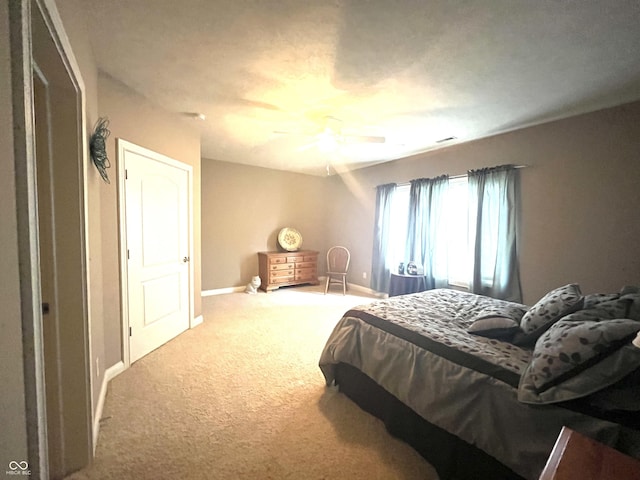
[334,362,525,480]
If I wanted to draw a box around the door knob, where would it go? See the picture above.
[183,256,190,262]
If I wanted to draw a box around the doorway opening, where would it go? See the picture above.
[32,0,93,476]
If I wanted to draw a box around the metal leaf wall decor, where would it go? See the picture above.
[90,117,111,183]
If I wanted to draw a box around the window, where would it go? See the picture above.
[373,165,521,300]
[445,177,470,288]
[386,184,410,273]
[385,178,471,288]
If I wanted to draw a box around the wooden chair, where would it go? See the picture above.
[324,246,350,295]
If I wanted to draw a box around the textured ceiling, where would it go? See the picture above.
[84,0,640,175]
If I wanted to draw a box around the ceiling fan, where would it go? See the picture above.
[274,115,386,152]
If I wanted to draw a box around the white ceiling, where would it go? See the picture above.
[84,0,640,176]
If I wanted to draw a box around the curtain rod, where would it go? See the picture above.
[391,164,528,187]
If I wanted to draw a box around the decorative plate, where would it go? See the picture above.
[278,227,303,251]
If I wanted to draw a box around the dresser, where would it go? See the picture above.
[258,250,319,292]
[539,426,640,480]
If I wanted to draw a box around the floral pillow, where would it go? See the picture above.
[518,312,640,404]
[620,289,640,321]
[467,305,527,339]
[468,317,521,339]
[583,288,638,320]
[568,297,632,322]
[515,284,584,345]
[620,285,639,297]
[583,293,620,310]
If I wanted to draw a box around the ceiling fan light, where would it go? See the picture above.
[317,129,338,152]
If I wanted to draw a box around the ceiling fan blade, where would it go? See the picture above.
[341,134,386,144]
[273,129,316,136]
[236,99,283,111]
[274,116,386,147]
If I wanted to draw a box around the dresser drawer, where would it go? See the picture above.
[295,261,316,269]
[270,263,294,271]
[303,255,317,262]
[295,266,315,275]
[269,269,294,279]
[295,272,316,282]
[270,256,289,265]
[272,275,295,284]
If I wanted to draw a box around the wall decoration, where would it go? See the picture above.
[277,227,303,251]
[90,117,111,183]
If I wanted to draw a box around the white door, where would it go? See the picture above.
[124,145,191,363]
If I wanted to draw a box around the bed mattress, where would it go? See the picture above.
[319,289,639,480]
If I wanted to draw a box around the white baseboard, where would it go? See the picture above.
[93,360,125,453]
[201,286,245,296]
[201,283,385,298]
[191,314,203,328]
[347,282,386,298]
[319,276,386,298]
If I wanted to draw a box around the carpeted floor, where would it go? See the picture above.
[67,285,438,479]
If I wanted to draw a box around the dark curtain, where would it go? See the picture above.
[405,175,449,289]
[371,183,397,293]
[468,165,522,302]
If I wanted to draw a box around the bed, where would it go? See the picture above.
[319,286,640,480]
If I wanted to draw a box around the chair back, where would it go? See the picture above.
[327,246,350,273]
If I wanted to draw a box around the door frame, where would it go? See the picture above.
[117,139,195,368]
[8,0,93,475]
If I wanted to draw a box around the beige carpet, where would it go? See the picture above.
[68,286,439,480]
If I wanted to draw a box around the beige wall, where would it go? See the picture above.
[56,0,105,419]
[99,73,202,365]
[201,159,327,290]
[0,0,29,467]
[202,101,640,305]
[324,101,640,305]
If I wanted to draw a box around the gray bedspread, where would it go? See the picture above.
[319,289,638,480]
